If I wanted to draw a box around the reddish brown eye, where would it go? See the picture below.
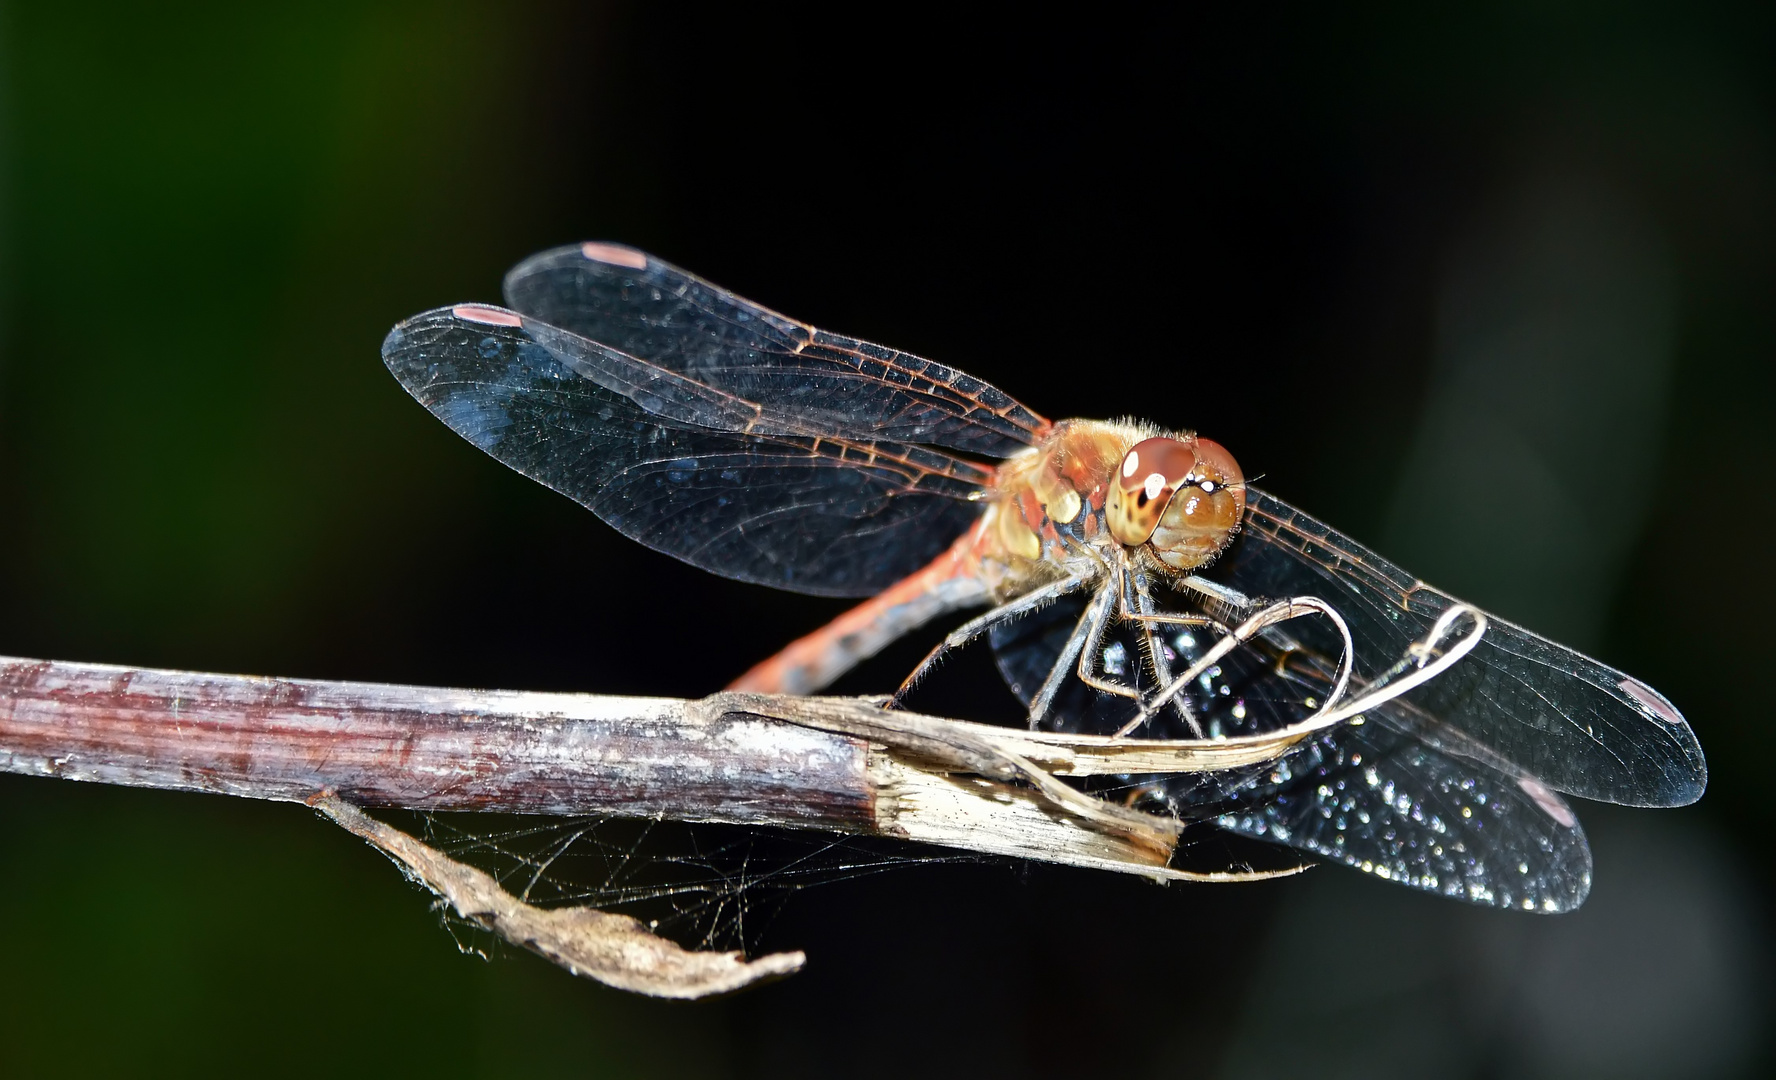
[1191,438,1244,497]
[1107,437,1196,545]
[1149,436,1247,571]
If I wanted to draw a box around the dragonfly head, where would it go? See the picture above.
[1106,435,1246,570]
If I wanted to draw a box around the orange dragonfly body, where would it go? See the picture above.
[733,419,1245,718]
[384,241,1705,912]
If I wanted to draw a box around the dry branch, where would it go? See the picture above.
[0,653,1307,996]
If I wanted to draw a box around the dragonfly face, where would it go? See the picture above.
[987,424,1246,584]
[1107,435,1247,570]
[382,240,1707,913]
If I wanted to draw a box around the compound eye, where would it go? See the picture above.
[1107,437,1196,546]
[1147,436,1248,571]
[1190,437,1244,496]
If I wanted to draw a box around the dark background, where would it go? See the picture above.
[1,3,1771,1077]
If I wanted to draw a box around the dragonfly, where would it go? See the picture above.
[382,241,1706,914]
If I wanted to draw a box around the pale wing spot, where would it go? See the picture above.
[580,242,649,269]
[1618,677,1687,725]
[453,304,523,327]
[1517,777,1578,828]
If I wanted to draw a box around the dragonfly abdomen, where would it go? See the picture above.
[727,525,995,694]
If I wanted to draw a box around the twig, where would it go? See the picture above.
[0,653,1308,996]
[0,654,1316,875]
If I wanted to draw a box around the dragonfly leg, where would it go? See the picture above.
[1124,564,1204,738]
[890,572,1096,707]
[1016,565,1226,733]
[1075,579,1143,703]
[1115,595,1361,737]
[1178,573,1255,616]
[1025,588,1099,729]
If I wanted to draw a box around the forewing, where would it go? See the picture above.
[1204,489,1706,808]
[382,306,987,596]
[501,243,1050,457]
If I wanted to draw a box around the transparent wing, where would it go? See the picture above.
[989,594,1592,911]
[1204,489,1706,808]
[1209,714,1593,913]
[382,306,989,596]
[501,242,1051,458]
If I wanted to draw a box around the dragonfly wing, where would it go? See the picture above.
[1204,488,1706,808]
[501,243,1050,457]
[989,596,1592,910]
[383,306,985,596]
[1210,715,1593,913]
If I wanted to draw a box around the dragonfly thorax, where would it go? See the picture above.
[987,422,1245,582]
